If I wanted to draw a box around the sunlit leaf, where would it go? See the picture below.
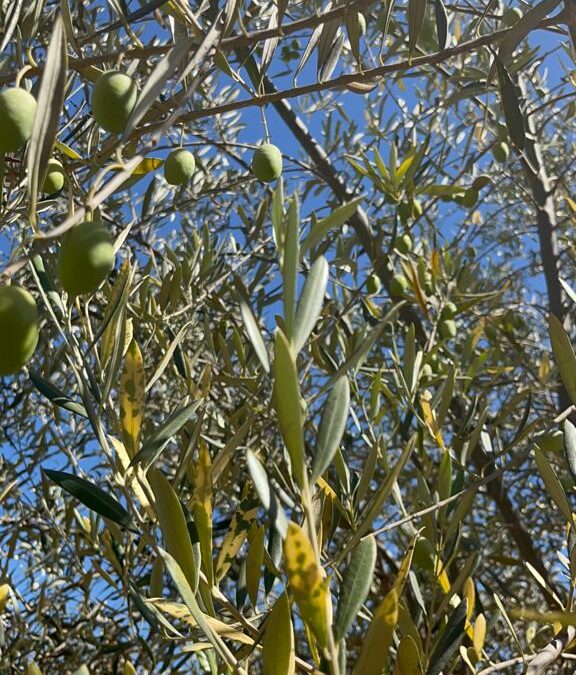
[263,593,295,675]
[284,522,331,648]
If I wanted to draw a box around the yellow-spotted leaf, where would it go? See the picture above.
[273,330,306,487]
[216,490,259,582]
[149,469,198,593]
[283,522,331,648]
[353,588,398,675]
[120,338,146,458]
[192,442,214,587]
[263,593,295,675]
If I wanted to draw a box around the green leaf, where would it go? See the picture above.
[334,537,377,640]
[238,294,270,373]
[417,184,466,197]
[408,0,427,52]
[131,400,202,470]
[293,256,329,354]
[30,370,88,418]
[283,196,300,340]
[548,314,576,406]
[27,15,67,222]
[494,55,525,150]
[498,0,561,65]
[158,548,241,671]
[246,450,288,537]
[352,588,398,675]
[563,420,576,482]
[425,599,468,675]
[301,198,363,254]
[43,469,131,528]
[271,178,285,252]
[534,446,573,523]
[312,376,350,482]
[263,593,295,675]
[149,469,199,593]
[246,524,265,607]
[272,330,305,486]
[434,0,448,50]
[394,636,423,675]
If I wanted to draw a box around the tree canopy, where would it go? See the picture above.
[1,1,576,673]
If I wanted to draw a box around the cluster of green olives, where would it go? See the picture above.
[0,71,284,377]
[0,87,65,194]
[0,220,115,375]
[91,71,283,184]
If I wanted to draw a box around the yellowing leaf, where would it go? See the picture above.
[109,436,154,521]
[263,593,295,675]
[192,442,214,587]
[54,139,82,161]
[473,613,486,658]
[120,338,146,458]
[283,522,331,648]
[150,600,254,645]
[123,662,137,675]
[0,584,10,612]
[353,588,398,675]
[420,393,445,449]
[394,535,417,597]
[132,157,163,175]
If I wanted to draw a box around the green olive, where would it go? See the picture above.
[366,273,381,295]
[42,158,65,194]
[390,274,409,297]
[440,301,458,320]
[395,233,413,254]
[252,143,283,182]
[92,71,138,134]
[58,221,116,296]
[439,319,457,339]
[421,363,433,381]
[0,87,37,153]
[0,285,39,375]
[164,148,196,185]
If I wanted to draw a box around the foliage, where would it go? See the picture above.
[0,0,576,673]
